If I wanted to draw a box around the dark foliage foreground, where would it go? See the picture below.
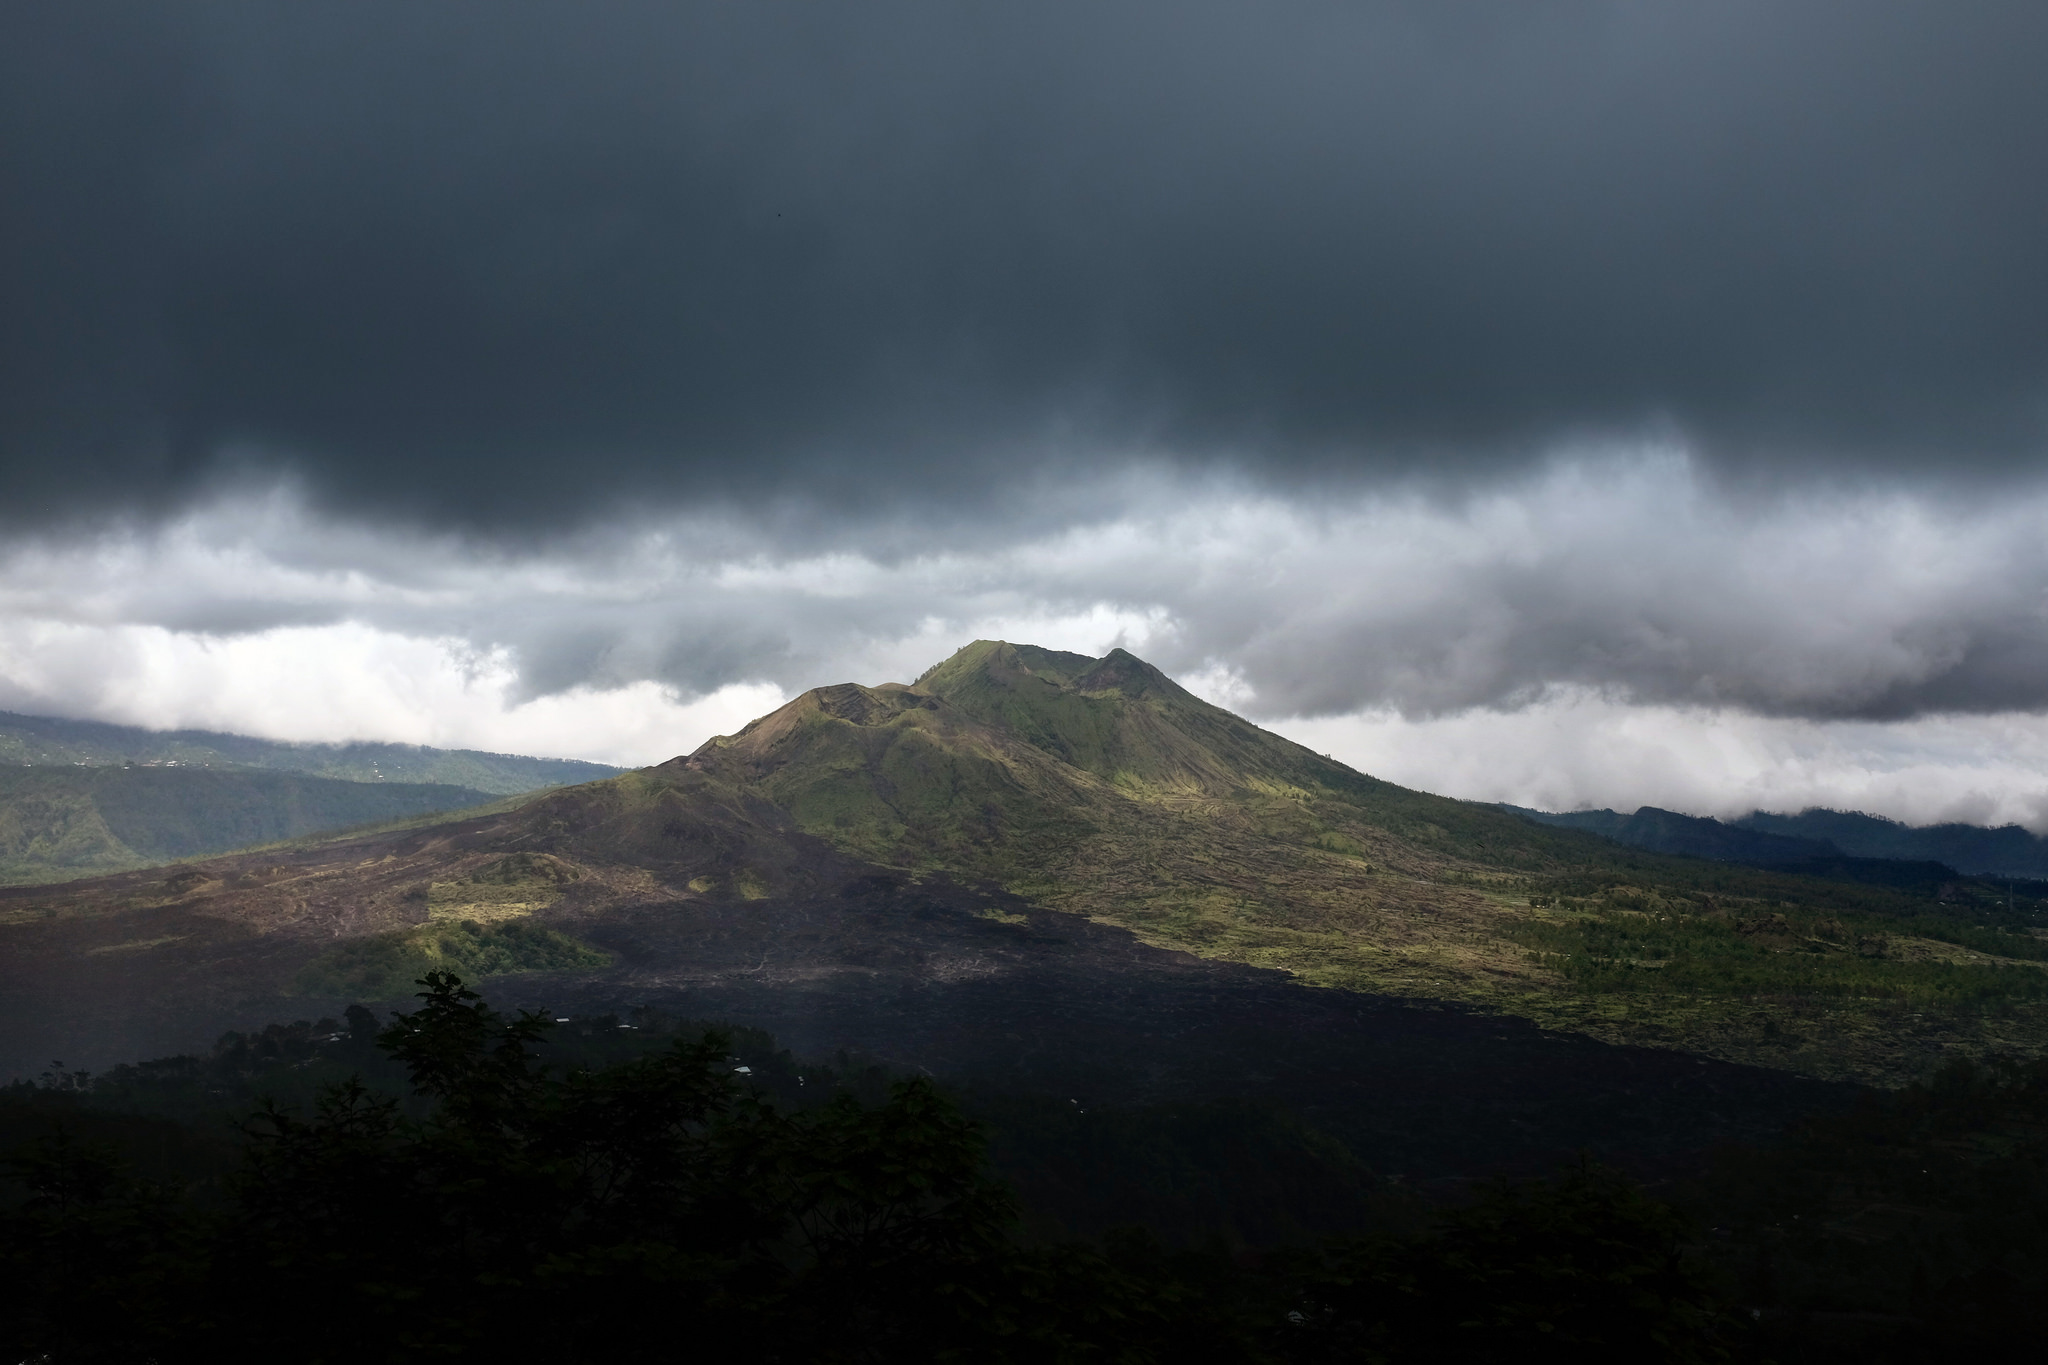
[0,975,1731,1364]
[1703,1053,2048,1364]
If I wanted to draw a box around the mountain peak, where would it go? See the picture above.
[909,640,1343,792]
[679,641,1365,836]
[914,639,1196,700]
[1070,647,1192,702]
[914,639,1100,694]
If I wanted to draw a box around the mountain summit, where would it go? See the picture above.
[676,639,1394,881]
[916,641,1345,792]
[692,638,1320,793]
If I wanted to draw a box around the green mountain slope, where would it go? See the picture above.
[0,710,623,794]
[0,767,500,884]
[678,675,1109,877]
[914,641,1339,790]
[671,641,2048,1082]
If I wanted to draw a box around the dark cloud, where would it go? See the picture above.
[5,0,2048,533]
[12,455,2048,727]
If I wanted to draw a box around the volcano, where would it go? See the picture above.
[16,639,2031,1173]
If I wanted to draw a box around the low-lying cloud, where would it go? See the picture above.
[1282,699,2048,833]
[0,616,782,769]
[7,449,2048,823]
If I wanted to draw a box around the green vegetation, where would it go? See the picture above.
[0,977,1743,1362]
[18,646,2048,1355]
[1515,908,2048,1007]
[1513,802,2048,882]
[293,919,610,998]
[425,850,584,921]
[681,641,2048,1082]
[688,676,1104,880]
[1741,806,2048,880]
[0,766,501,885]
[1511,802,1838,863]
[290,850,604,999]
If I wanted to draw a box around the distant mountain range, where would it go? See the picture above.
[0,766,502,885]
[1738,808,2048,880]
[1502,803,2048,881]
[0,711,628,885]
[0,710,624,794]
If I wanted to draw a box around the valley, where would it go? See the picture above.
[0,765,509,885]
[0,709,626,792]
[0,715,626,885]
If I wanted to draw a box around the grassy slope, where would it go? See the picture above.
[0,710,624,794]
[0,767,502,885]
[687,641,2048,1084]
[293,852,611,998]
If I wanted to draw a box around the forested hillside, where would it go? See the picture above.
[1738,807,2048,880]
[0,710,623,793]
[1502,804,1838,864]
[1507,802,2048,881]
[0,767,500,884]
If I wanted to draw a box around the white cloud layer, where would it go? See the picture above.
[1270,696,2048,833]
[5,448,2048,823]
[0,618,782,768]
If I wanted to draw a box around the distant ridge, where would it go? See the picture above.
[1498,805,1837,866]
[0,766,503,885]
[1505,802,2048,883]
[0,710,625,795]
[1736,808,2048,881]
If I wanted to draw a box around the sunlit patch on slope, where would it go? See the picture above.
[426,852,583,924]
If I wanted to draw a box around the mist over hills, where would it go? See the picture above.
[0,710,627,885]
[0,710,624,793]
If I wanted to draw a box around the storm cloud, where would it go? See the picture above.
[7,3,2048,824]
[7,1,2048,533]
[6,451,2048,722]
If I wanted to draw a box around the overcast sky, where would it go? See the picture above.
[6,1,2048,827]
